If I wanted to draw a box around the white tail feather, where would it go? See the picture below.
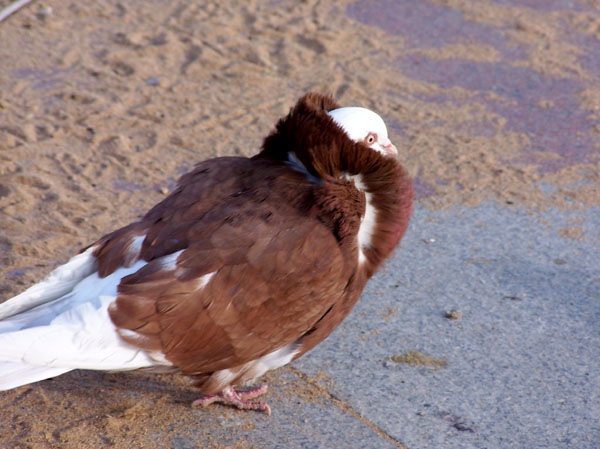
[0,247,97,321]
[0,362,70,391]
[0,255,171,390]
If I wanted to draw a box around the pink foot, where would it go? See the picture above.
[192,385,271,415]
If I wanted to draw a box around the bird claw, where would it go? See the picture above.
[192,385,271,415]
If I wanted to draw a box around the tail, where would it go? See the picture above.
[0,250,166,390]
[0,247,97,324]
[0,362,71,391]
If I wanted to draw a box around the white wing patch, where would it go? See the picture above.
[127,234,146,262]
[195,272,216,291]
[148,351,171,365]
[160,250,184,271]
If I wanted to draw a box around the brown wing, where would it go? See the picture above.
[91,157,260,276]
[104,157,347,376]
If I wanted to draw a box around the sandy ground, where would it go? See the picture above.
[0,1,599,448]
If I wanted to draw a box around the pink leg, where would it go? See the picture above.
[192,385,271,415]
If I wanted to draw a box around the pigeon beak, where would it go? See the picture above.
[382,141,398,156]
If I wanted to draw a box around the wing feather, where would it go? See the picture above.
[105,159,346,377]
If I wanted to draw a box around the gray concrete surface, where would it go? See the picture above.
[293,202,600,448]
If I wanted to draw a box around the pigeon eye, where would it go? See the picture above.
[365,133,376,145]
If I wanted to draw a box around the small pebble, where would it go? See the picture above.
[146,77,160,86]
[37,5,53,19]
[445,309,462,320]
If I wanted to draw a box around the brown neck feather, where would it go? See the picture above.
[358,160,413,276]
[256,92,413,278]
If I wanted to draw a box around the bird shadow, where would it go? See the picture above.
[35,369,201,406]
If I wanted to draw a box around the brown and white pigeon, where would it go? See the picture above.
[0,93,413,414]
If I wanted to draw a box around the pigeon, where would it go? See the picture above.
[0,93,413,414]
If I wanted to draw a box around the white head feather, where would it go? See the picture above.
[328,107,398,156]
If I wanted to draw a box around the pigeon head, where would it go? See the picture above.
[328,107,398,156]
